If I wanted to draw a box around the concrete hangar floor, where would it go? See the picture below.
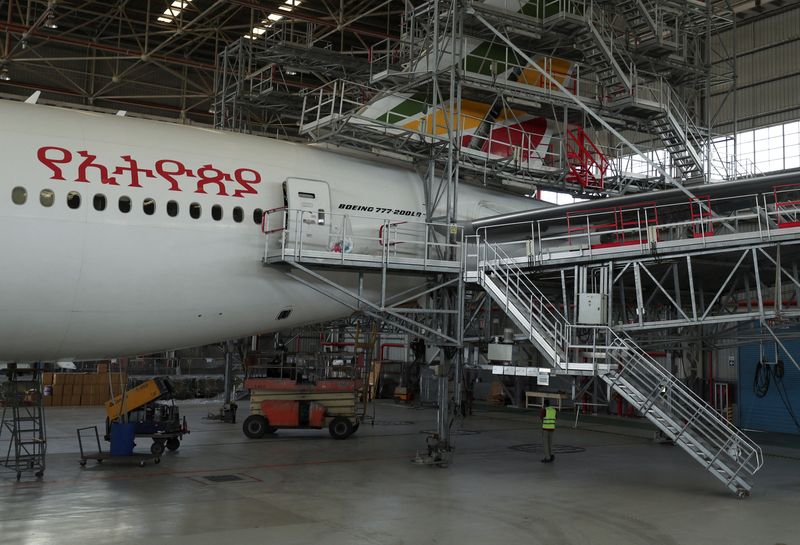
[0,401,798,545]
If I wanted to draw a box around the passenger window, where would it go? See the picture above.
[233,206,244,223]
[143,198,156,216]
[190,202,201,219]
[67,191,81,209]
[253,208,263,224]
[40,189,54,207]
[12,186,27,205]
[119,196,132,213]
[212,204,223,221]
[93,194,106,211]
[167,200,179,217]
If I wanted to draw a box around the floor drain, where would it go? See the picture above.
[509,443,586,454]
[421,429,481,436]
[204,474,244,483]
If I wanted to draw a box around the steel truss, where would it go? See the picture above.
[0,0,397,125]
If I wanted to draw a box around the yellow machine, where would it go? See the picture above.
[105,378,172,421]
[102,377,188,456]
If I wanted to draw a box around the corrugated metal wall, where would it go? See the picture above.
[711,6,800,133]
[738,339,800,435]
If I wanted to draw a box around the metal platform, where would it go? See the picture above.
[262,208,463,274]
[469,187,800,270]
[265,248,462,274]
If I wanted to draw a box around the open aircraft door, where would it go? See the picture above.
[283,178,332,249]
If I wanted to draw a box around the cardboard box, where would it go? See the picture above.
[96,363,109,373]
[71,394,82,406]
[43,396,53,407]
[109,373,128,389]
[42,372,54,386]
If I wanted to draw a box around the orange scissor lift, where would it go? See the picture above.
[242,333,373,440]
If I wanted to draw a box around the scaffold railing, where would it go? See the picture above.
[300,78,567,171]
[262,207,463,273]
[471,189,800,270]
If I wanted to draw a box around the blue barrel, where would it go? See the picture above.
[109,422,136,456]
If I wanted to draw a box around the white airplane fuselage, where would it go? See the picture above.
[0,100,537,361]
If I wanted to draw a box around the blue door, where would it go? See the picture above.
[739,339,800,435]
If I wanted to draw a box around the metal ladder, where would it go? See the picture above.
[0,365,47,481]
[465,238,764,496]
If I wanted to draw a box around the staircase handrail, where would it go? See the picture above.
[477,240,570,358]
[566,127,610,175]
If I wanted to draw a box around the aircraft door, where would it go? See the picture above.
[284,177,332,249]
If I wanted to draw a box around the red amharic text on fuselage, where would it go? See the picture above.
[36,146,261,198]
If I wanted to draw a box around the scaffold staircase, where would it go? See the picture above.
[619,0,659,45]
[465,238,764,496]
[574,3,632,102]
[651,107,705,179]
[565,127,608,190]
[571,2,704,179]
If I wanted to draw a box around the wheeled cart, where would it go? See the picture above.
[77,426,160,467]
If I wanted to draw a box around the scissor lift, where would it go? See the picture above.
[242,356,366,440]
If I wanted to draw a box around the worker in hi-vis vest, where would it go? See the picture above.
[540,399,557,463]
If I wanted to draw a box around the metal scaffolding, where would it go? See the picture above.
[296,0,739,198]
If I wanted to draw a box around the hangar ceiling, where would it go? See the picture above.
[0,0,402,126]
[0,1,794,134]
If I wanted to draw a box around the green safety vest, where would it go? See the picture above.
[542,407,557,430]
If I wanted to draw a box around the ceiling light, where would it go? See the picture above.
[44,13,58,29]
[0,67,10,81]
[158,0,192,24]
